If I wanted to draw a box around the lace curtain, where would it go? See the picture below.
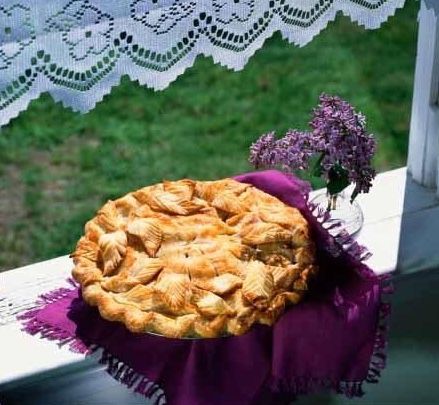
[0,0,407,126]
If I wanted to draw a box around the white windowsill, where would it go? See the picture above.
[1,166,438,391]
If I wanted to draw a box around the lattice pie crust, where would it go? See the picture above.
[71,178,317,338]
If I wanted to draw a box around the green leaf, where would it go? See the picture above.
[326,165,350,195]
[350,187,360,203]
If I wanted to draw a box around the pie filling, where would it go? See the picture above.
[71,178,317,338]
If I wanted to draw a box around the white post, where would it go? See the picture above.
[407,0,439,194]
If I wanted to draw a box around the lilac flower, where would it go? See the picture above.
[249,130,314,171]
[248,132,276,168]
[274,130,315,171]
[248,94,376,201]
[310,94,376,196]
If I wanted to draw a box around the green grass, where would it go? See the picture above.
[0,1,418,271]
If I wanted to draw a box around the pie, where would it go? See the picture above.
[71,178,317,338]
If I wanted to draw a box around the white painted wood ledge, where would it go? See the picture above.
[1,166,438,393]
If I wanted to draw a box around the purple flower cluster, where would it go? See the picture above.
[310,94,376,195]
[248,132,276,168]
[248,93,377,198]
[249,130,314,171]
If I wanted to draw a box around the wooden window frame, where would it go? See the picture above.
[408,0,439,194]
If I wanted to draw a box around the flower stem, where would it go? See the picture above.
[327,193,338,211]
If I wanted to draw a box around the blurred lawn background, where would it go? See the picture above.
[0,1,418,271]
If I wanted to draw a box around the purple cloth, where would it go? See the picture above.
[19,170,391,405]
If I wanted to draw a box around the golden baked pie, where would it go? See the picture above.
[71,178,317,338]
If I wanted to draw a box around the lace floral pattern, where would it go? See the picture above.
[0,4,34,69]
[45,0,114,61]
[213,0,255,23]
[131,0,197,33]
[0,0,406,127]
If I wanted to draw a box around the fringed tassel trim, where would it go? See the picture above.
[16,279,167,403]
[20,278,78,308]
[17,279,88,354]
[366,272,393,384]
[99,350,167,404]
[306,198,374,278]
[17,308,89,354]
[269,375,366,400]
[269,198,394,400]
[38,287,74,304]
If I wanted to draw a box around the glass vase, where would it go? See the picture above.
[310,190,364,236]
